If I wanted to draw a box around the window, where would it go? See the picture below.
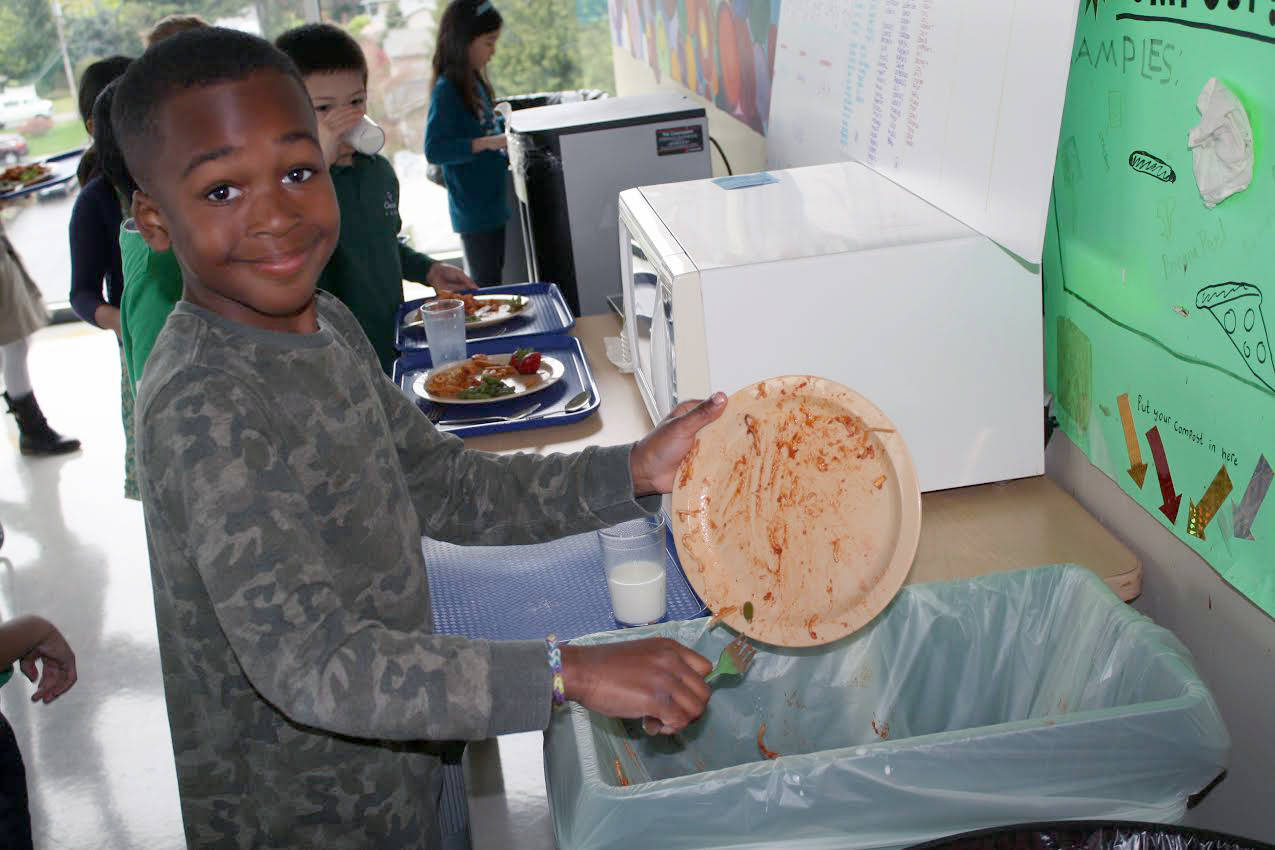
[0,0,316,314]
[322,0,460,268]
[321,0,620,288]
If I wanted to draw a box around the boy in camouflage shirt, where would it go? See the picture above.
[113,29,724,848]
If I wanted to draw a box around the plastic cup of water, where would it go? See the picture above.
[422,299,467,368]
[598,515,668,627]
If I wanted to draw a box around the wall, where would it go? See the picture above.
[1048,435,1275,841]
[606,0,782,177]
[612,47,766,176]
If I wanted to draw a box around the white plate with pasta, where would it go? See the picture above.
[411,352,566,405]
[403,291,533,332]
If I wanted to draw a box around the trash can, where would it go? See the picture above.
[543,564,1230,850]
[906,821,1272,850]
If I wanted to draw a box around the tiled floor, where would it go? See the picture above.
[0,321,560,850]
[0,322,185,848]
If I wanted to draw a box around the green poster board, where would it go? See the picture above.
[1046,1,1275,614]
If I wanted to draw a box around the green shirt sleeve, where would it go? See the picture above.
[398,242,434,284]
[119,228,183,395]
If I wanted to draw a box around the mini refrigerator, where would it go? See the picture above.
[508,93,711,316]
[618,161,1044,492]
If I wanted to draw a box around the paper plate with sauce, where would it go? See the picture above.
[671,376,921,647]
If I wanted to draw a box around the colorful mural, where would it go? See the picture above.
[608,0,781,135]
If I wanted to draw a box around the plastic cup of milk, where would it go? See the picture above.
[344,115,386,155]
[598,515,667,627]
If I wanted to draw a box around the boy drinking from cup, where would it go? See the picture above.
[276,23,478,375]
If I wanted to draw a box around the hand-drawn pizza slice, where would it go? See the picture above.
[1195,282,1275,392]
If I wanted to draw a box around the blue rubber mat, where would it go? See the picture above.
[423,526,707,641]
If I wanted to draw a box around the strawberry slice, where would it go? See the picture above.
[510,347,541,374]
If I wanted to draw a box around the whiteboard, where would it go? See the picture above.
[767,0,1081,264]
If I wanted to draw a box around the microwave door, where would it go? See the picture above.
[651,279,676,419]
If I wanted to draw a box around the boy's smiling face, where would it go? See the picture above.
[132,69,339,333]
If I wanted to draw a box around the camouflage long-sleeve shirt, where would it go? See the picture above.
[136,293,654,848]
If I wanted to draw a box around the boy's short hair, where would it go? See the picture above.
[275,23,368,82]
[145,13,209,48]
[111,27,306,191]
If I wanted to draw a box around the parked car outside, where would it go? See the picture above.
[0,85,54,129]
[0,133,27,164]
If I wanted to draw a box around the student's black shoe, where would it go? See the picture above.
[3,391,81,456]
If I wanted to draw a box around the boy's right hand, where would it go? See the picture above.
[20,624,76,704]
[561,638,712,734]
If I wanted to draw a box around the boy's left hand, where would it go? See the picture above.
[630,394,727,497]
[426,262,478,292]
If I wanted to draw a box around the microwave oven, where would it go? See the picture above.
[617,161,1044,492]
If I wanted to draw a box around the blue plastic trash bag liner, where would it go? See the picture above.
[544,565,1229,850]
[905,821,1272,850]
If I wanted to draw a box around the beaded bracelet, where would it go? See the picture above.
[545,633,566,708]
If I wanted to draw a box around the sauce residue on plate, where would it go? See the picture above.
[671,376,921,647]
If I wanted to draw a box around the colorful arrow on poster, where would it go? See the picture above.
[1116,394,1147,488]
[1145,426,1182,524]
[1187,466,1233,541]
[1233,455,1272,541]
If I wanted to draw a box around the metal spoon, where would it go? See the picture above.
[560,389,592,413]
[521,389,592,422]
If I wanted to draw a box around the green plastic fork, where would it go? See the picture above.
[704,634,757,686]
[641,635,756,735]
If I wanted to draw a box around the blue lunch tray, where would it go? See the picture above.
[423,523,707,641]
[395,281,575,351]
[394,333,600,438]
[0,149,81,202]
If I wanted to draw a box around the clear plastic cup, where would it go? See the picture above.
[422,299,467,367]
[598,515,668,626]
[345,115,386,155]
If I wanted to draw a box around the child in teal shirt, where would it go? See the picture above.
[277,23,476,375]
[425,0,511,285]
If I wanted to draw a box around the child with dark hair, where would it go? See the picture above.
[73,54,132,188]
[68,55,133,331]
[113,26,724,847]
[97,77,183,399]
[425,0,510,285]
[114,11,206,396]
[276,22,476,375]
[67,61,136,493]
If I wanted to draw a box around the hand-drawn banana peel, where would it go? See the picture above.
[1129,150,1176,183]
[1195,282,1275,391]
